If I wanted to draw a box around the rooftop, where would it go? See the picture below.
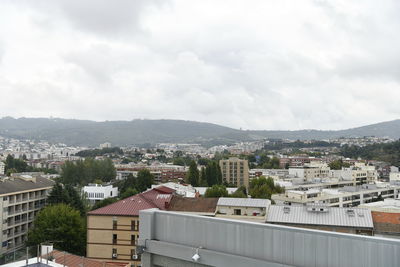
[267,205,373,228]
[167,196,218,213]
[0,176,55,196]
[217,197,270,208]
[88,187,175,216]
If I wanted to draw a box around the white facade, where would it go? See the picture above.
[0,162,5,175]
[389,172,400,182]
[82,184,118,204]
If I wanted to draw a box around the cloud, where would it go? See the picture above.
[0,0,400,131]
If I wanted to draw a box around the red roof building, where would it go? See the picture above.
[86,187,175,267]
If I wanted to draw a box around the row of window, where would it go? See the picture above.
[112,219,139,231]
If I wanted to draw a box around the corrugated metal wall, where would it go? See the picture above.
[140,210,400,267]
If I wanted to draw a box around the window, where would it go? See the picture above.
[131,235,135,245]
[112,248,117,258]
[234,209,241,215]
[113,217,117,229]
[113,234,117,244]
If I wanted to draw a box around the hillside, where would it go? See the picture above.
[0,117,399,147]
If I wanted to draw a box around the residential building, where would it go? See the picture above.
[0,162,5,176]
[329,163,378,185]
[219,157,249,188]
[267,205,374,235]
[272,184,400,207]
[86,187,175,267]
[215,197,270,223]
[0,175,54,257]
[138,209,400,267]
[82,184,119,205]
[288,163,330,181]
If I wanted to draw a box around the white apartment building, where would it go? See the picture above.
[288,163,330,181]
[272,183,400,208]
[0,162,5,176]
[329,164,378,185]
[0,175,54,257]
[82,184,118,205]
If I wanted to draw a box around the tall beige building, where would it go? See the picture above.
[219,157,249,188]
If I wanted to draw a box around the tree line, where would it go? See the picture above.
[75,147,123,157]
[60,158,116,186]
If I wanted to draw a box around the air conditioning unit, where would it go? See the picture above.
[132,254,138,260]
[112,253,117,258]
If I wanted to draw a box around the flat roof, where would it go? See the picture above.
[0,176,54,195]
[267,205,373,228]
[217,197,270,208]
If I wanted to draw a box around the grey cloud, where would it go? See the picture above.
[1,0,400,131]
[25,0,166,37]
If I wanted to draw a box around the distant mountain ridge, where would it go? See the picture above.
[0,117,399,147]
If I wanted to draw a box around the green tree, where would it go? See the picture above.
[328,159,351,170]
[47,183,87,216]
[204,185,228,198]
[204,161,221,186]
[60,158,116,186]
[186,160,200,186]
[199,167,208,186]
[230,185,247,198]
[173,158,185,166]
[136,169,154,192]
[27,204,86,256]
[120,187,138,199]
[249,176,284,199]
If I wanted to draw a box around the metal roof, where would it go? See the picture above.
[217,197,270,208]
[267,205,373,228]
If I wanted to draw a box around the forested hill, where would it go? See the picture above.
[0,117,400,147]
[341,141,400,166]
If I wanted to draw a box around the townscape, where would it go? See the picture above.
[1,134,400,266]
[2,1,400,266]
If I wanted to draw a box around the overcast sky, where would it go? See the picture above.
[0,0,400,131]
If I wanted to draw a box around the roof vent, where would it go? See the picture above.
[283,206,290,213]
[346,209,355,217]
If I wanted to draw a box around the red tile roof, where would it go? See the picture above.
[88,188,175,216]
[45,250,128,267]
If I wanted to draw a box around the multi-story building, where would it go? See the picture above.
[0,162,5,176]
[329,163,378,185]
[288,163,330,181]
[82,184,119,205]
[219,157,249,188]
[0,175,54,257]
[86,186,175,267]
[272,184,400,207]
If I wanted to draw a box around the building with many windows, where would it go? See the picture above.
[219,157,249,188]
[86,187,175,267]
[272,184,400,207]
[0,175,54,257]
[82,184,118,205]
